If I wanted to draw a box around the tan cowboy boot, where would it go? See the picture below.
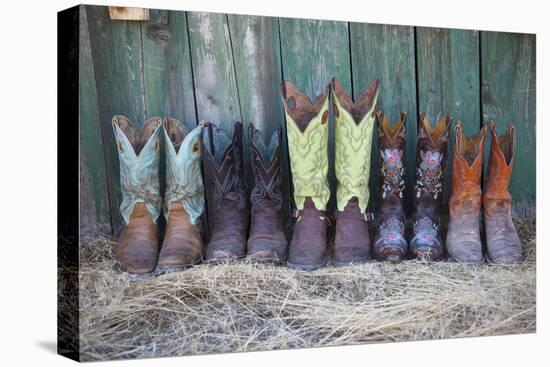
[446,122,487,263]
[112,115,162,277]
[157,118,206,272]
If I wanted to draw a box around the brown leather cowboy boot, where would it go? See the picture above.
[332,78,379,265]
[410,113,451,261]
[203,122,249,263]
[281,81,330,270]
[246,124,288,263]
[112,116,162,277]
[446,122,487,263]
[483,122,523,263]
[373,111,408,262]
[157,118,206,272]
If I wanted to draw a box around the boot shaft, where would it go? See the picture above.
[376,111,407,214]
[163,118,205,225]
[281,80,330,211]
[332,78,379,213]
[413,113,451,217]
[449,122,487,215]
[484,122,516,201]
[112,115,162,224]
[248,123,283,211]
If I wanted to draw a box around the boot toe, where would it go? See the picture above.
[157,252,201,272]
[375,245,407,262]
[118,257,157,275]
[247,238,287,263]
[411,245,443,261]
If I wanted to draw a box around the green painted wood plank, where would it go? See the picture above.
[349,23,417,213]
[141,9,197,129]
[227,14,292,222]
[187,12,242,234]
[278,17,351,211]
[187,12,241,130]
[481,32,536,217]
[416,27,481,202]
[79,5,112,237]
[86,5,146,233]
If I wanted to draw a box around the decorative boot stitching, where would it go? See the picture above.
[378,216,405,243]
[414,150,443,199]
[381,148,405,199]
[412,217,440,247]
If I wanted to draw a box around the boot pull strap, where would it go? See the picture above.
[201,121,215,156]
[293,208,331,224]
[335,210,374,222]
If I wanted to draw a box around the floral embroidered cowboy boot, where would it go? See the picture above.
[112,115,162,277]
[203,122,249,263]
[373,111,408,262]
[410,113,451,261]
[483,122,523,263]
[446,122,487,263]
[157,118,205,272]
[246,124,288,263]
[332,78,379,266]
[281,81,330,271]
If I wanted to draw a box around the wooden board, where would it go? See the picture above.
[141,9,197,129]
[278,17,351,211]
[86,5,147,233]
[481,32,536,217]
[108,7,150,21]
[187,12,241,130]
[349,23,417,213]
[416,27,481,202]
[227,14,292,221]
[79,5,112,238]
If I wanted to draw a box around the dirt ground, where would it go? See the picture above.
[72,218,535,361]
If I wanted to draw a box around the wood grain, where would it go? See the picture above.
[350,23,417,213]
[481,32,536,217]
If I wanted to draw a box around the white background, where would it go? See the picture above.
[0,0,546,365]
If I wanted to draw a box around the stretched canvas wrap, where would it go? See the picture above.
[58,3,536,362]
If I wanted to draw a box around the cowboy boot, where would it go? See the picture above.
[203,122,248,263]
[247,124,288,262]
[373,111,408,262]
[446,122,487,263]
[281,81,330,271]
[112,115,162,277]
[331,78,379,266]
[483,122,523,263]
[410,113,451,261]
[156,118,205,272]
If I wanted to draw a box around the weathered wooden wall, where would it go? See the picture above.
[79,5,536,238]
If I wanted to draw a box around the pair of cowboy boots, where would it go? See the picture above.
[201,122,288,263]
[446,122,523,263]
[374,113,451,262]
[112,116,205,277]
[281,78,379,270]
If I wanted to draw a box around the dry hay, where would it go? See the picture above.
[75,218,536,361]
